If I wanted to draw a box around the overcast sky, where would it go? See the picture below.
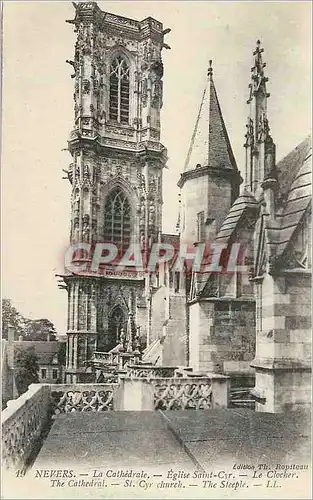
[2,1,311,334]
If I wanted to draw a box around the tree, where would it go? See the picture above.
[14,346,39,396]
[1,298,26,340]
[24,318,57,341]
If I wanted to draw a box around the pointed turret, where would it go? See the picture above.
[184,60,238,173]
[178,62,241,245]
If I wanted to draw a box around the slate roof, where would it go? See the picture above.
[276,135,312,206]
[191,135,311,299]
[184,69,238,174]
[215,189,259,243]
[266,136,312,261]
[14,340,60,365]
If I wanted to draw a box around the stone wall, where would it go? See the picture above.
[253,271,311,412]
[150,285,167,345]
[189,301,215,371]
[189,299,255,373]
[180,174,233,244]
[213,300,256,364]
[162,294,187,366]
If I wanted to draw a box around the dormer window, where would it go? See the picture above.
[109,56,130,124]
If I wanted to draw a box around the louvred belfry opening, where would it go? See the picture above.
[109,56,130,124]
[103,188,131,253]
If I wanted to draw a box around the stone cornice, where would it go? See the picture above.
[70,4,164,43]
[68,134,168,163]
[178,165,242,188]
[251,358,312,372]
[188,296,255,305]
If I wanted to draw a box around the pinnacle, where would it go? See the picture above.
[207,59,213,78]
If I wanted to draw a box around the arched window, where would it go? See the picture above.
[109,56,130,124]
[108,306,127,349]
[103,188,131,253]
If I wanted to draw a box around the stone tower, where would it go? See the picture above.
[178,62,241,246]
[63,2,168,382]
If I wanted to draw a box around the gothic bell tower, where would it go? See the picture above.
[62,1,169,382]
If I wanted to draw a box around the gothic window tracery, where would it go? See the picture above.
[109,56,130,124]
[108,305,127,349]
[103,188,131,253]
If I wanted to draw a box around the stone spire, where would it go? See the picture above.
[244,40,277,195]
[184,61,237,173]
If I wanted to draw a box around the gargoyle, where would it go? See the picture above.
[66,59,78,78]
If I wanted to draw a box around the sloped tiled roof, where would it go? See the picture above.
[276,135,312,206]
[266,137,312,261]
[190,135,312,299]
[215,189,259,243]
[188,190,259,299]
[184,69,238,174]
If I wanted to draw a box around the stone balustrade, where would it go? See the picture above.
[2,384,51,470]
[115,375,230,411]
[50,383,117,414]
[92,351,119,365]
[2,373,230,470]
[92,351,141,369]
[126,364,179,378]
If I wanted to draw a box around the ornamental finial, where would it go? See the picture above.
[207,59,213,78]
[247,39,269,103]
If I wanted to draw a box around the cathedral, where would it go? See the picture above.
[61,2,311,413]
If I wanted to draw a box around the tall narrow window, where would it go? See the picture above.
[108,306,127,349]
[103,188,131,253]
[109,56,130,124]
[197,211,205,242]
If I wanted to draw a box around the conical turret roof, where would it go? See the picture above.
[184,61,238,173]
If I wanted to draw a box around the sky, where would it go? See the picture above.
[2,1,311,334]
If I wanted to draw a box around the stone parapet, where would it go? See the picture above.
[2,384,51,470]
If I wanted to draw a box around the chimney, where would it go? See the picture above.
[18,335,23,342]
[47,333,50,342]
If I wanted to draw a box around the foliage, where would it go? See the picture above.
[24,318,57,341]
[2,299,58,341]
[14,346,39,396]
[1,299,26,340]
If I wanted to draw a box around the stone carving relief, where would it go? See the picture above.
[82,79,91,94]
[141,78,148,107]
[51,386,114,413]
[82,214,90,242]
[83,164,90,180]
[244,118,254,147]
[257,112,270,143]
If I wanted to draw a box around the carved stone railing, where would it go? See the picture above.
[153,378,212,410]
[50,384,117,414]
[91,351,141,369]
[116,375,230,411]
[2,374,230,470]
[2,384,51,470]
[127,365,179,379]
[92,352,119,365]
